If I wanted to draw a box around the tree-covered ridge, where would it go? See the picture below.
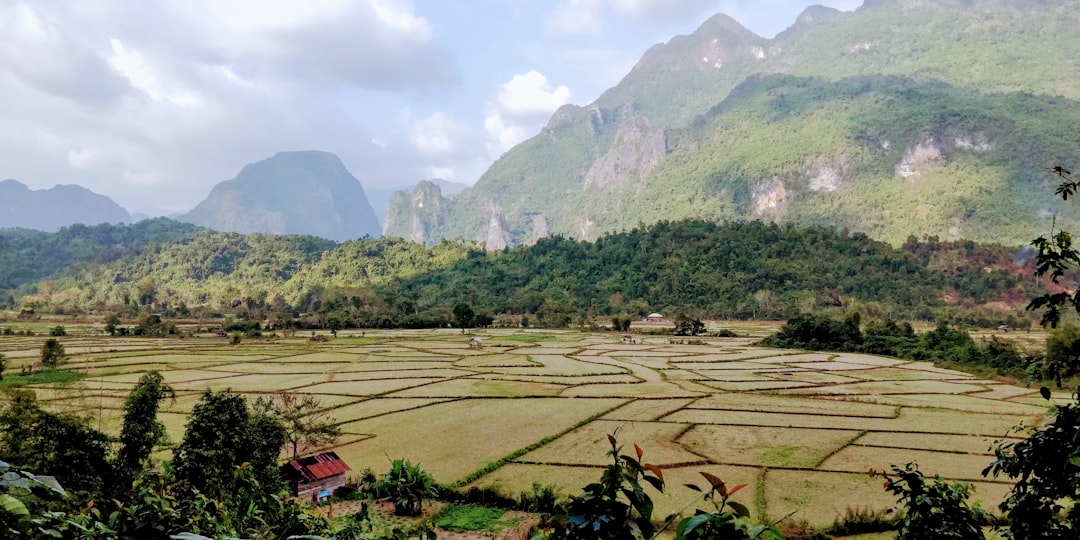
[0,219,201,294]
[375,220,1037,323]
[7,219,1042,326]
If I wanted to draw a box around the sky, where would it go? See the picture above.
[0,0,863,215]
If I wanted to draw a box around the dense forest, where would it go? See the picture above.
[0,218,1045,329]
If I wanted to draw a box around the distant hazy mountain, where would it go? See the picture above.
[180,151,381,241]
[390,0,1080,247]
[0,179,131,232]
[366,178,468,226]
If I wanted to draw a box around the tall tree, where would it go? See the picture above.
[453,303,475,334]
[172,389,284,501]
[113,371,175,493]
[39,339,65,369]
[266,393,342,460]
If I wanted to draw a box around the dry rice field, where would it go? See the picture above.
[0,327,1060,528]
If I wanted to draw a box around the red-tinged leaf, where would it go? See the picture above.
[607,434,617,447]
[727,484,748,497]
[868,468,876,477]
[883,481,890,489]
[700,471,724,489]
[635,443,643,459]
[644,463,664,482]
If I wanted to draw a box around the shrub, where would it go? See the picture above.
[874,463,985,540]
[373,459,436,516]
[983,388,1080,539]
[49,325,66,337]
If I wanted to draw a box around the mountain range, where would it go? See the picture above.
[0,179,131,231]
[383,0,1080,248]
[4,0,1080,247]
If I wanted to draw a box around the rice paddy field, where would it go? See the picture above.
[0,325,1061,528]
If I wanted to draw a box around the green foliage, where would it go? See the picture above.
[762,313,863,351]
[453,303,475,333]
[550,432,665,539]
[114,371,176,495]
[435,504,506,532]
[1044,323,1080,386]
[39,338,65,369]
[673,473,783,540]
[373,459,436,516]
[1029,167,1080,327]
[0,389,114,497]
[875,463,985,540]
[8,219,1042,328]
[673,314,706,337]
[983,389,1080,539]
[171,389,285,501]
[103,313,120,336]
[0,370,82,388]
[0,218,200,296]
[764,315,1037,380]
[49,325,66,337]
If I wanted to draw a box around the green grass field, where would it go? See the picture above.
[0,327,1055,529]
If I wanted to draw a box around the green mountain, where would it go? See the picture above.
[0,219,200,295]
[8,220,1040,325]
[390,0,1080,247]
[0,179,131,231]
[181,151,381,242]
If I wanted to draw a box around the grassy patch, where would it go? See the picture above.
[490,334,557,344]
[0,370,84,388]
[434,504,505,531]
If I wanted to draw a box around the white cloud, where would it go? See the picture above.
[484,70,572,156]
[0,0,461,212]
[409,112,473,157]
[107,38,201,106]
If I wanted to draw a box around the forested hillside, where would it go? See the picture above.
[0,219,200,297]
[390,0,1080,248]
[4,219,1042,326]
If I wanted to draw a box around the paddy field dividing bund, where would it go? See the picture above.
[0,328,1057,528]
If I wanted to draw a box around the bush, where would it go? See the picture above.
[373,459,436,516]
[875,463,985,540]
[49,325,66,337]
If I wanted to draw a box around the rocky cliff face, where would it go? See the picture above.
[181,151,380,242]
[384,0,1080,248]
[0,179,131,231]
[382,180,449,243]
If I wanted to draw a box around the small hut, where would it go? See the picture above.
[646,313,665,323]
[468,337,484,349]
[622,335,636,344]
[280,452,351,503]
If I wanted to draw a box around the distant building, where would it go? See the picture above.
[646,313,665,323]
[469,336,484,349]
[280,451,351,502]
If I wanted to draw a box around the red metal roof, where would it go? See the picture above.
[283,451,351,482]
